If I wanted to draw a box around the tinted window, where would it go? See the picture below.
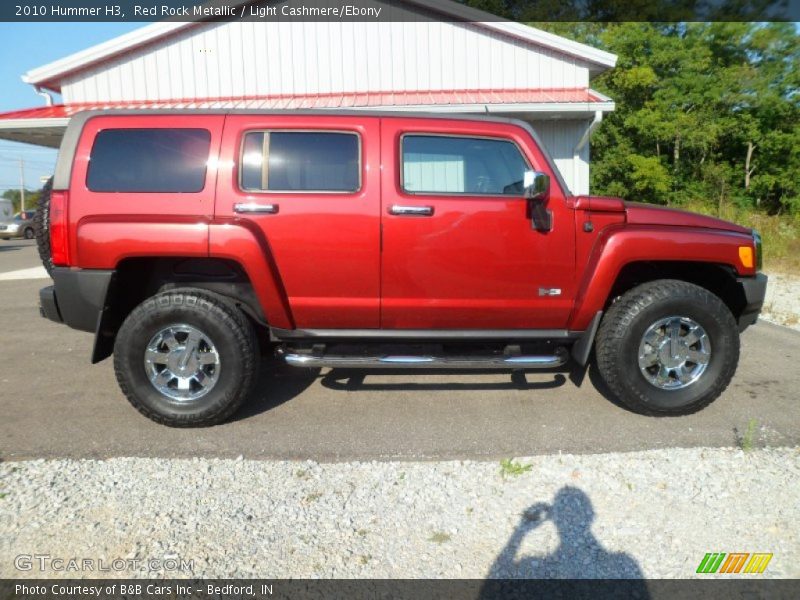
[87,128,211,193]
[402,135,529,195]
[240,131,360,192]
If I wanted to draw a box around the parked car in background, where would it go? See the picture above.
[0,211,36,240]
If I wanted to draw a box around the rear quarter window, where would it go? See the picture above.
[86,128,211,193]
[240,131,360,193]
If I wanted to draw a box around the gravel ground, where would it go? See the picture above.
[762,272,800,331]
[1,448,798,580]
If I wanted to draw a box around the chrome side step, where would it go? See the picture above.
[283,351,568,370]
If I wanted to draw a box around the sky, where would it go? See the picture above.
[0,23,142,196]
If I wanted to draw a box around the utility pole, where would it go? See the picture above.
[18,158,26,212]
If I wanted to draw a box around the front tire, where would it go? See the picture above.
[113,289,258,427]
[596,280,739,415]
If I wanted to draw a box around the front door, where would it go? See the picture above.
[217,115,381,328]
[380,117,576,330]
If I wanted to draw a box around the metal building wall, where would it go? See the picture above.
[530,120,590,195]
[59,21,592,103]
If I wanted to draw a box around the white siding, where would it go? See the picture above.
[530,119,591,195]
[60,21,592,103]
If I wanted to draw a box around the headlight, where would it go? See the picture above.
[753,230,763,271]
[6,223,19,232]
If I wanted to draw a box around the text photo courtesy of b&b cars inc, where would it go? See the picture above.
[0,0,799,596]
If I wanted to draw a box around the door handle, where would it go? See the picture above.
[389,205,434,216]
[233,202,279,214]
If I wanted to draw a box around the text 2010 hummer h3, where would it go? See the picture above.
[36,111,767,426]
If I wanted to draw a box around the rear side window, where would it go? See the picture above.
[87,128,211,193]
[240,131,360,193]
[402,135,529,195]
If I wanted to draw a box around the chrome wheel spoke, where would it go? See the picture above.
[668,319,681,356]
[197,352,218,365]
[656,364,672,385]
[683,324,702,347]
[687,349,710,365]
[676,364,694,384]
[639,349,659,367]
[162,331,180,351]
[643,329,663,348]
[155,369,174,387]
[145,349,169,365]
[194,370,211,387]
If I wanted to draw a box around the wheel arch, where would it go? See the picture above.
[568,226,755,331]
[92,256,270,363]
[606,261,748,320]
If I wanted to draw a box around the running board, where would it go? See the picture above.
[283,350,568,370]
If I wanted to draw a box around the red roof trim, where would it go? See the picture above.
[0,88,606,121]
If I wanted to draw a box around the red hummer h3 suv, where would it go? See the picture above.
[37,110,767,426]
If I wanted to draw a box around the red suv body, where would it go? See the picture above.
[38,111,767,426]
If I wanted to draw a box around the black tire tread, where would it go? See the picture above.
[113,288,258,427]
[596,279,739,416]
[34,177,53,274]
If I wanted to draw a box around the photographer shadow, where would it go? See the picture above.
[483,487,649,596]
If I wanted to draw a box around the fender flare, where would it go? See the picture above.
[568,225,754,331]
[208,220,294,330]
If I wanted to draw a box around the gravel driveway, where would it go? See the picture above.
[2,448,798,579]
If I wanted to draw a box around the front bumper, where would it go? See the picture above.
[39,267,114,333]
[737,272,768,331]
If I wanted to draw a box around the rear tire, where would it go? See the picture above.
[34,177,53,274]
[113,288,258,427]
[23,227,34,240]
[595,279,739,415]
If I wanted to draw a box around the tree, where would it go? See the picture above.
[2,188,41,214]
[536,22,800,214]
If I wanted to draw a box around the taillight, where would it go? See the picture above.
[49,190,70,266]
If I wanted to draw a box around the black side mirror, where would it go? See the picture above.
[523,170,552,232]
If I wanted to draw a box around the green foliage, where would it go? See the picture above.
[499,458,533,478]
[536,22,800,216]
[2,188,41,214]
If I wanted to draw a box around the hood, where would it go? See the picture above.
[624,202,751,234]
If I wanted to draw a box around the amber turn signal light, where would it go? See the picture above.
[739,246,754,269]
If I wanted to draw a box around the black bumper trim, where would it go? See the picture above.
[39,267,114,334]
[737,273,768,331]
[39,285,62,324]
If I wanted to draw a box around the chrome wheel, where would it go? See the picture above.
[144,324,220,401]
[638,316,711,390]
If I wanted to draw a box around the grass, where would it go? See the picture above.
[738,418,760,452]
[500,458,533,478]
[0,492,6,500]
[428,531,451,544]
[679,201,800,274]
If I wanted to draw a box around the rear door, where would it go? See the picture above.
[379,117,576,330]
[216,115,381,328]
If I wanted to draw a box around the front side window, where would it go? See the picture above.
[402,135,529,195]
[87,128,211,193]
[240,131,360,193]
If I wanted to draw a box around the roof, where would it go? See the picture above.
[0,87,614,148]
[23,1,617,92]
[0,88,613,118]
